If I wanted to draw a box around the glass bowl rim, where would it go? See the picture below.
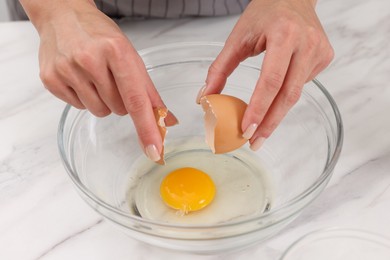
[57,42,344,231]
[280,227,390,259]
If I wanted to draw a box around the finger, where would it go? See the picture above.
[306,50,334,82]
[73,54,128,115]
[204,43,242,94]
[50,85,85,109]
[63,86,85,109]
[241,44,293,140]
[306,63,321,83]
[74,82,111,117]
[198,36,264,103]
[249,52,312,150]
[40,70,85,109]
[109,51,163,162]
[56,59,111,117]
[97,69,128,115]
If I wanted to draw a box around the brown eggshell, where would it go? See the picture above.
[200,94,248,154]
[153,107,168,165]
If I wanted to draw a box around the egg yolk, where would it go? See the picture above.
[160,167,216,213]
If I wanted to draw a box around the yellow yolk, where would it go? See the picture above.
[160,167,216,213]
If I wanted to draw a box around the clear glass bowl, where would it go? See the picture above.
[281,228,390,260]
[58,42,343,254]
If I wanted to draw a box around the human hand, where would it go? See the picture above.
[21,0,177,162]
[198,0,334,150]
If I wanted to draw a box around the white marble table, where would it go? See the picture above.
[1,0,390,259]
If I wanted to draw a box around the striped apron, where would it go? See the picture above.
[6,0,249,20]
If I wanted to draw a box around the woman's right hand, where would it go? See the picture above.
[20,0,177,162]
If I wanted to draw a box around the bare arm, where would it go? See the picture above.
[20,0,178,162]
[199,0,333,150]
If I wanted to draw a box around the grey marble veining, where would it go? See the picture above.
[1,0,390,259]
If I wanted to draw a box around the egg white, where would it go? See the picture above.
[126,137,274,225]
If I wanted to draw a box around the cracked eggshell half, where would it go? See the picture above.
[200,94,248,154]
[153,107,168,165]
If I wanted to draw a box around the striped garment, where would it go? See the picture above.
[7,0,249,20]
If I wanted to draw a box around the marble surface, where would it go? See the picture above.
[1,0,390,259]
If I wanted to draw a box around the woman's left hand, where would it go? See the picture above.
[198,0,334,150]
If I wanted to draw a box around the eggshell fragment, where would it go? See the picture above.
[200,94,248,154]
[153,107,168,165]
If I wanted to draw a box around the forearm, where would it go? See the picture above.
[309,0,318,7]
[289,0,317,7]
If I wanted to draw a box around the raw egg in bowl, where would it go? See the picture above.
[58,42,343,254]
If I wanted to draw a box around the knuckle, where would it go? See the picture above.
[307,27,322,43]
[66,97,85,110]
[39,69,62,94]
[124,94,147,114]
[116,109,128,116]
[306,29,322,52]
[111,102,128,116]
[317,45,335,72]
[92,77,105,89]
[274,16,299,41]
[103,36,129,57]
[72,82,88,95]
[237,35,255,56]
[55,56,72,76]
[207,62,218,74]
[282,21,297,36]
[207,61,219,74]
[71,102,85,110]
[73,50,95,69]
[207,62,228,79]
[284,87,302,106]
[91,106,111,117]
[325,46,335,64]
[39,69,55,88]
[263,71,284,92]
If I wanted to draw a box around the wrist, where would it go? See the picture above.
[19,0,96,33]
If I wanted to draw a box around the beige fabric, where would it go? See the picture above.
[7,0,249,21]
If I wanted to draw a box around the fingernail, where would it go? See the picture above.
[250,137,266,151]
[242,123,258,140]
[145,144,161,162]
[196,85,207,104]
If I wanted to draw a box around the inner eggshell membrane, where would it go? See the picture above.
[153,107,168,165]
[200,94,248,154]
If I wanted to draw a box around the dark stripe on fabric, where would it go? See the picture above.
[164,0,169,18]
[7,0,249,20]
[224,0,230,15]
[181,0,186,17]
[237,0,244,12]
[101,0,105,13]
[114,0,119,17]
[13,0,19,18]
[148,0,152,17]
[17,1,26,19]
